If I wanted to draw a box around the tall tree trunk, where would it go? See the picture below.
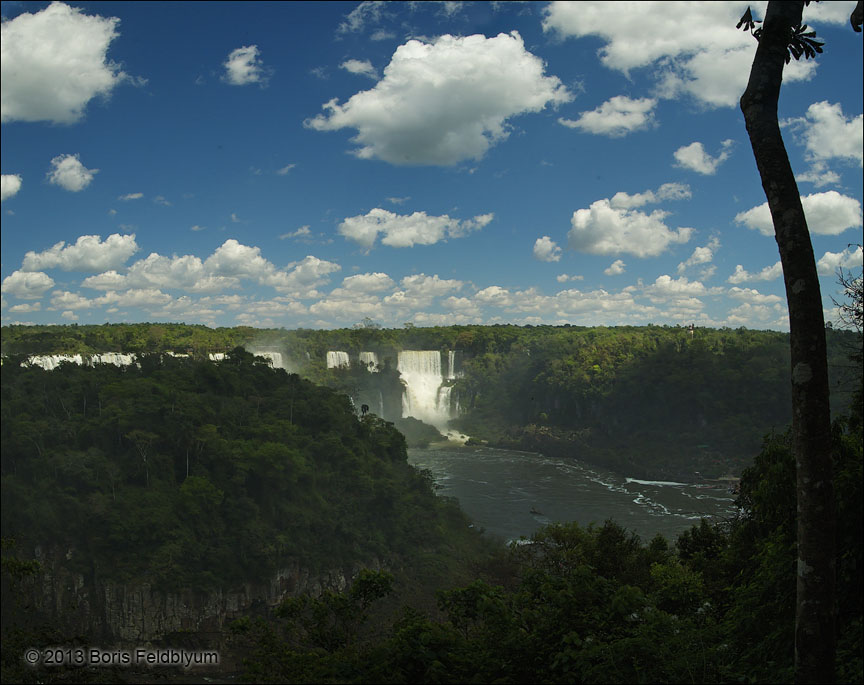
[739,2,835,682]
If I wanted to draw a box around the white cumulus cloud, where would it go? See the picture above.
[96,288,173,308]
[728,287,783,305]
[400,274,462,297]
[678,237,720,273]
[50,290,95,310]
[785,101,863,167]
[340,59,378,79]
[604,259,626,276]
[735,191,862,236]
[1,1,129,124]
[204,239,273,278]
[339,208,492,248]
[22,233,139,272]
[46,154,97,192]
[556,273,584,283]
[795,163,841,188]
[77,240,341,299]
[223,45,268,86]
[533,236,562,262]
[341,272,396,292]
[727,261,783,284]
[568,184,693,257]
[559,96,656,137]
[265,256,341,297]
[817,245,863,276]
[1,174,22,201]
[673,140,734,175]
[543,1,818,108]
[642,275,712,303]
[126,253,212,291]
[1,270,55,299]
[726,302,786,328]
[379,273,463,313]
[609,182,691,210]
[306,31,572,165]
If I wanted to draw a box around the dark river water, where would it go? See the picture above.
[407,445,738,543]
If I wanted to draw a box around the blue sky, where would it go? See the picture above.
[1,0,862,330]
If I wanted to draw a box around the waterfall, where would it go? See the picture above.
[327,351,350,369]
[26,354,84,370]
[398,350,452,431]
[359,351,379,371]
[254,351,285,369]
[446,350,457,380]
[437,385,452,416]
[91,352,136,367]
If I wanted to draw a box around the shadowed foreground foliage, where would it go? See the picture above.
[229,403,861,684]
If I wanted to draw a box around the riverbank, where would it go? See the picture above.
[459,423,749,484]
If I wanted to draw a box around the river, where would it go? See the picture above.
[407,445,738,543]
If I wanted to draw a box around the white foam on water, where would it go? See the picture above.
[626,478,688,487]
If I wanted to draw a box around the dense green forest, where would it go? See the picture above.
[0,349,494,682]
[1,331,861,683]
[0,349,487,589]
[449,325,858,479]
[2,322,860,479]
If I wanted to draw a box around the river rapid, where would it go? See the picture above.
[407,444,738,543]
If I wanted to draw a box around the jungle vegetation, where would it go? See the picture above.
[0,326,861,683]
[3,322,859,479]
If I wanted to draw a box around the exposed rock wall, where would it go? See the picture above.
[30,551,370,644]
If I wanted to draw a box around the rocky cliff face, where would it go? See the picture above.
[30,550,369,644]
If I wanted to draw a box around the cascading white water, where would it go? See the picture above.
[359,351,379,371]
[437,385,453,417]
[22,353,152,369]
[326,351,350,369]
[26,354,84,370]
[91,352,136,367]
[253,351,285,369]
[447,350,456,380]
[21,350,284,370]
[398,350,453,431]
